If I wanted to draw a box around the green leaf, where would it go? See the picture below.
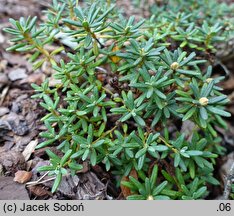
[52,172,62,193]
[76,110,87,116]
[176,90,191,98]
[176,168,185,185]
[207,106,231,117]
[138,155,145,170]
[163,49,173,64]
[173,134,184,149]
[154,145,168,152]
[93,139,105,148]
[127,195,145,200]
[199,107,208,120]
[187,150,203,156]
[104,157,111,171]
[193,186,207,199]
[206,176,220,185]
[90,149,97,166]
[121,181,136,191]
[199,117,207,128]
[161,170,176,184]
[68,162,83,171]
[37,165,55,172]
[6,43,27,51]
[177,105,192,113]
[63,18,82,27]
[161,189,178,197]
[154,195,170,200]
[73,135,87,145]
[189,161,195,179]
[208,95,227,104]
[82,149,90,161]
[36,139,56,149]
[133,115,145,126]
[174,153,181,167]
[190,82,200,99]
[153,181,168,196]
[110,107,127,114]
[46,150,61,164]
[145,178,151,195]
[180,52,196,66]
[71,149,85,159]
[182,106,196,121]
[155,89,167,99]
[177,69,200,76]
[33,59,46,70]
[129,176,143,190]
[151,110,162,126]
[201,81,214,97]
[87,124,93,143]
[150,165,158,188]
[135,148,147,158]
[120,113,132,122]
[60,149,72,166]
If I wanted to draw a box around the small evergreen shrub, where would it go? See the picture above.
[4,0,233,199]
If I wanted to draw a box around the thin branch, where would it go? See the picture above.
[26,177,56,187]
[26,171,49,186]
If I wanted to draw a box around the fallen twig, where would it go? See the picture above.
[26,171,50,186]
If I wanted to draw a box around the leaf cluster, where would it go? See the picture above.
[4,0,233,199]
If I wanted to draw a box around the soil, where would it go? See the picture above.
[0,0,233,200]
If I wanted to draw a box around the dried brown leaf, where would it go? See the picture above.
[120,169,138,198]
[14,170,32,184]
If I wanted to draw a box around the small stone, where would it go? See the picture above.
[8,68,27,81]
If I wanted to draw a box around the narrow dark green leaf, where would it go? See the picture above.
[52,172,62,193]
[206,106,231,117]
[199,107,208,120]
[153,181,168,196]
[150,165,158,188]
[60,149,72,166]
[135,148,147,159]
[174,153,181,167]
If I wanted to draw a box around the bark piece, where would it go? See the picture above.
[0,149,25,174]
[76,172,107,200]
